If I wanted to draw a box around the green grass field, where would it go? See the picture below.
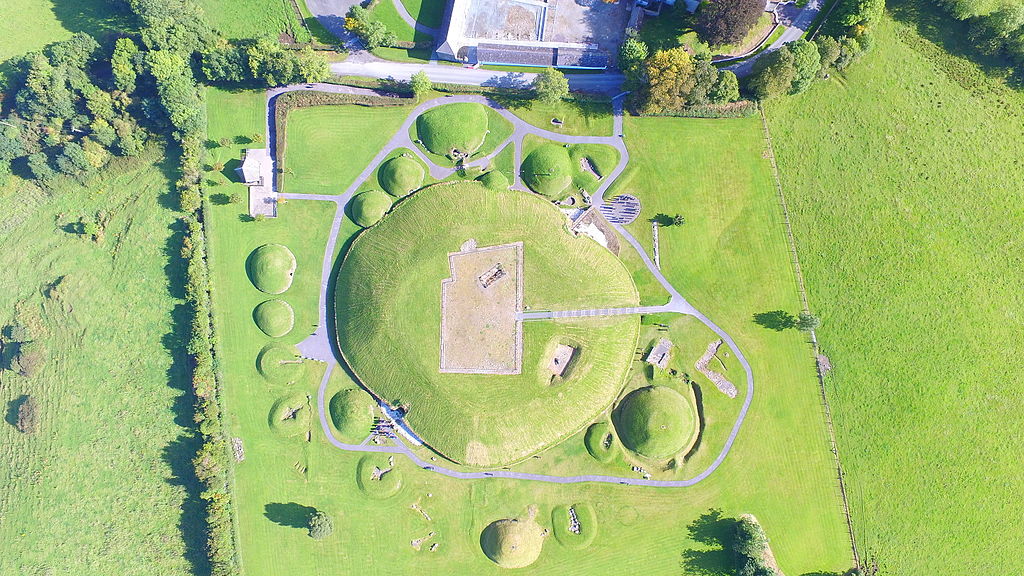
[0,0,127,63]
[336,181,639,465]
[505,99,614,137]
[197,0,306,41]
[0,148,202,575]
[398,0,446,29]
[208,92,850,575]
[283,103,413,195]
[765,13,1024,575]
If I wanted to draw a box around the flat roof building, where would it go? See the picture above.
[645,338,671,370]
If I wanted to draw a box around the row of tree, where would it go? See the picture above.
[745,0,882,99]
[938,0,1024,65]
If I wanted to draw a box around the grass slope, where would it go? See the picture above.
[336,182,639,465]
[285,104,413,195]
[198,0,304,41]
[0,149,201,575]
[765,14,1024,575]
[0,0,126,63]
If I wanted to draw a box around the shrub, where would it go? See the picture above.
[16,396,40,434]
[308,510,333,539]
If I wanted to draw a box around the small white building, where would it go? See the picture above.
[645,338,672,370]
[237,149,277,218]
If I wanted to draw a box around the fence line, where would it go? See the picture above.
[758,105,861,570]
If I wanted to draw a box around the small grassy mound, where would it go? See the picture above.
[349,190,394,227]
[477,170,509,191]
[355,454,403,499]
[252,299,294,338]
[416,102,489,158]
[329,388,376,443]
[613,386,696,459]
[583,421,618,463]
[551,503,597,550]
[480,518,545,568]
[247,244,296,294]
[378,155,424,197]
[521,144,573,199]
[268,393,311,437]
[256,344,306,384]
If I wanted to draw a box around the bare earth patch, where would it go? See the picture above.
[440,240,523,374]
[695,339,737,398]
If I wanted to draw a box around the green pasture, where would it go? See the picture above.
[284,103,413,195]
[197,0,306,41]
[335,181,639,466]
[0,0,126,63]
[0,148,201,575]
[765,14,1024,575]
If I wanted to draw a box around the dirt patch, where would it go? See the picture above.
[695,340,737,398]
[440,241,524,374]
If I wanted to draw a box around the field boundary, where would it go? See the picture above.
[759,105,862,569]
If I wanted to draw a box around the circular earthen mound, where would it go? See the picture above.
[253,299,295,337]
[349,190,394,227]
[480,518,545,568]
[613,386,695,459]
[247,243,296,294]
[378,155,424,197]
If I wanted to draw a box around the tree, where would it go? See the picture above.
[814,36,842,71]
[410,70,432,100]
[709,70,740,103]
[695,0,766,46]
[838,0,885,27]
[671,214,686,226]
[111,38,140,93]
[619,36,649,90]
[48,33,100,70]
[27,152,56,184]
[12,340,46,378]
[747,46,797,100]
[641,47,695,113]
[789,39,822,94]
[796,312,821,332]
[308,510,333,539]
[55,142,93,178]
[532,67,569,104]
[753,310,796,331]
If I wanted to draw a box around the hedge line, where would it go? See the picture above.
[637,100,759,118]
[272,90,409,192]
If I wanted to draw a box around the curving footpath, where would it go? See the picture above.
[273,89,755,486]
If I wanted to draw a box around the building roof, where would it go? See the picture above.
[238,148,270,185]
[554,47,608,69]
[547,344,577,377]
[477,43,556,67]
[645,338,672,370]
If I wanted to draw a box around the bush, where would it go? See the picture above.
[15,396,39,434]
[308,510,333,539]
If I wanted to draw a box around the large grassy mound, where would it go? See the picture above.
[329,388,376,442]
[247,244,296,294]
[268,393,311,437]
[335,182,639,466]
[253,299,294,337]
[416,103,489,157]
[480,518,545,568]
[613,386,695,459]
[378,155,424,197]
[521,143,573,199]
[349,190,394,227]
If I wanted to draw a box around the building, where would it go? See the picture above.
[547,344,577,377]
[237,148,277,218]
[645,338,672,370]
[434,0,628,68]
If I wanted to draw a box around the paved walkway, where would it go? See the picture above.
[725,0,824,77]
[268,88,755,487]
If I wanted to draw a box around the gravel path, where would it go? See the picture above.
[270,88,755,487]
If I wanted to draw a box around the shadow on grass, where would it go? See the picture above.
[680,508,736,576]
[265,502,317,529]
[753,310,795,331]
[5,394,29,428]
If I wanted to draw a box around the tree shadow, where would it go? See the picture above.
[159,218,211,575]
[221,158,242,183]
[649,213,674,226]
[680,508,736,576]
[49,0,131,40]
[753,310,795,331]
[265,502,317,529]
[209,193,232,206]
[5,394,29,428]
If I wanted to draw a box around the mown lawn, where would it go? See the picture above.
[399,0,446,29]
[765,14,1024,575]
[0,0,127,63]
[505,99,614,137]
[284,104,414,195]
[0,148,202,575]
[197,0,308,41]
[210,91,851,575]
